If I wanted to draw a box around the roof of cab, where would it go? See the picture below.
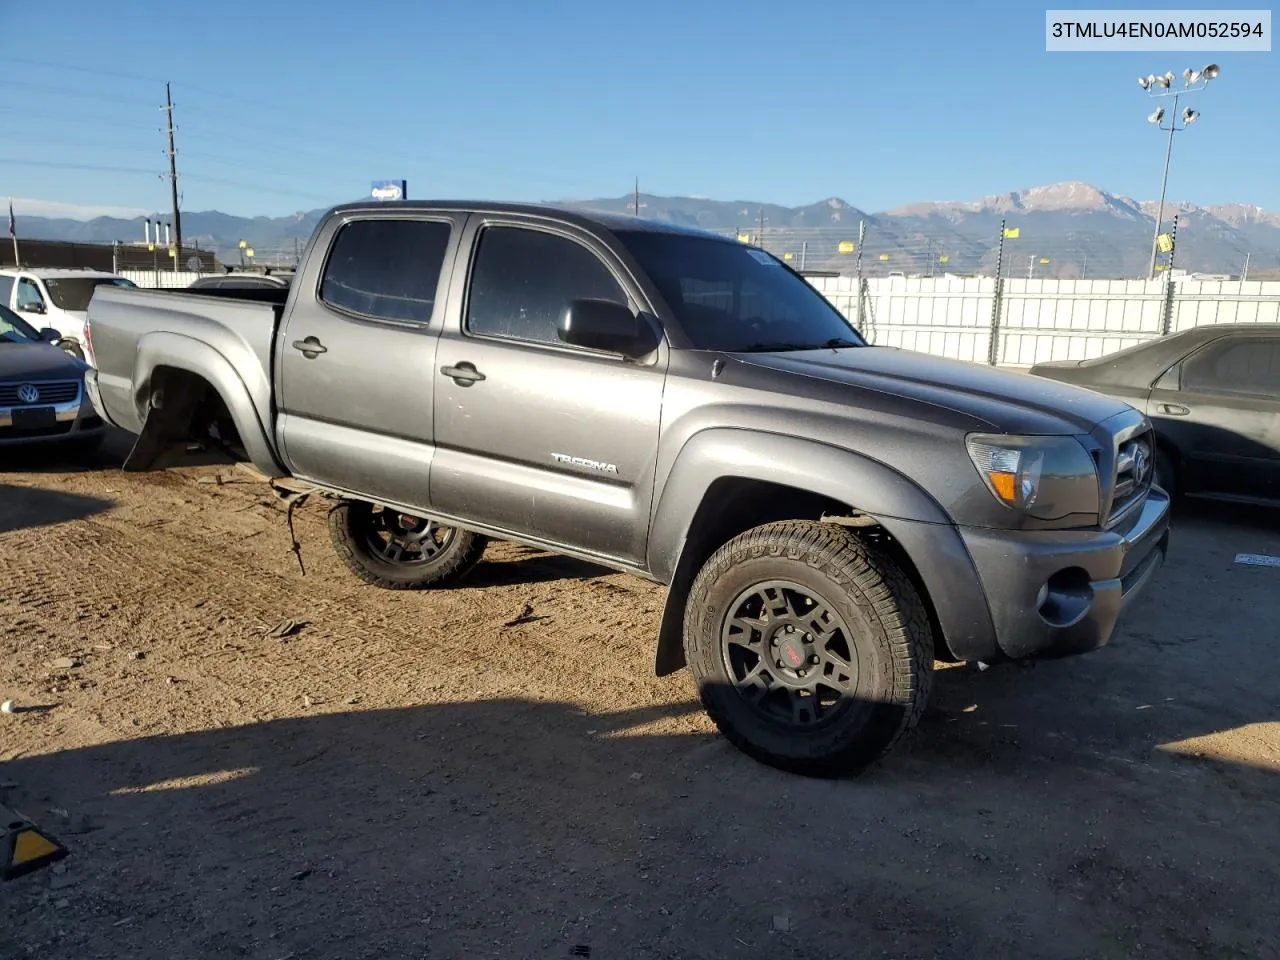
[324,199,730,241]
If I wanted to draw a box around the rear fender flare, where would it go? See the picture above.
[132,331,285,476]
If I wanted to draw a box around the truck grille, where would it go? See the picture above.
[0,381,80,406]
[1108,428,1154,524]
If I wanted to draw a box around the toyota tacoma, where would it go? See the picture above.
[82,201,1171,777]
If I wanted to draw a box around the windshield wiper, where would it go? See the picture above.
[737,337,861,353]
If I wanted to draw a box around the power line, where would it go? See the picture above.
[6,56,159,84]
[0,157,157,176]
[3,80,155,109]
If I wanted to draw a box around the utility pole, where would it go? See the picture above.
[757,207,765,249]
[633,177,640,217]
[162,82,183,261]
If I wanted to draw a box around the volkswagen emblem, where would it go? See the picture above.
[16,384,40,404]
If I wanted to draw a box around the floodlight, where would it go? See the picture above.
[1163,71,1176,86]
[1202,63,1220,79]
[1139,75,1152,89]
[1147,106,1165,124]
[1183,107,1200,125]
[1184,68,1200,85]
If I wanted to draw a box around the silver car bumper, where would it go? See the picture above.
[0,380,105,446]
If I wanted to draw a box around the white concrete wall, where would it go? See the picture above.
[808,275,1280,366]
[120,270,204,289]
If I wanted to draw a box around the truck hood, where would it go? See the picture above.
[0,342,88,381]
[732,346,1133,435]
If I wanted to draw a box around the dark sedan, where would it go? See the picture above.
[1030,323,1280,505]
[0,303,106,455]
[187,272,293,290]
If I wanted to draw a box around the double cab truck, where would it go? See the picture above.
[83,201,1171,777]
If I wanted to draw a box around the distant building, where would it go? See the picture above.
[2,238,221,273]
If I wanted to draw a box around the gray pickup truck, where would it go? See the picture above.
[84,200,1171,777]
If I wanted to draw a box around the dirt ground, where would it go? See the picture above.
[1,429,1278,960]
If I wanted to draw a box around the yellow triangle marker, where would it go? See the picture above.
[3,804,68,881]
[12,829,59,865]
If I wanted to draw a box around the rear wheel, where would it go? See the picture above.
[682,520,934,778]
[328,500,488,589]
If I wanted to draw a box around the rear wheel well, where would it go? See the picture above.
[127,366,247,469]
[654,478,951,676]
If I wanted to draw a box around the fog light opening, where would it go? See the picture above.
[1036,567,1094,628]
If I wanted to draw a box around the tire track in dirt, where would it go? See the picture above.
[2,463,689,746]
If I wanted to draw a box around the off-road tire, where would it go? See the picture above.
[683,519,934,778]
[328,500,488,590]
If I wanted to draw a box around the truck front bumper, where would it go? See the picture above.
[957,488,1171,660]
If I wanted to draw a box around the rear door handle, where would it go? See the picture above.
[1158,403,1190,416]
[291,336,328,358]
[440,362,486,386]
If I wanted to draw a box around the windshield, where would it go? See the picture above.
[614,231,865,352]
[43,276,136,311]
[0,303,41,343]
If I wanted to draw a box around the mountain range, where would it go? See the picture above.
[13,181,1279,279]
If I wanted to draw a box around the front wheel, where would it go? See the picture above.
[683,520,934,778]
[328,500,488,589]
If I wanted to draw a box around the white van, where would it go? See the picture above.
[0,268,137,365]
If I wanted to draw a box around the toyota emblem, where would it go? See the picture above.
[16,384,40,404]
[1133,444,1151,483]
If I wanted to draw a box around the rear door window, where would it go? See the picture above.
[319,219,452,325]
[1183,337,1280,396]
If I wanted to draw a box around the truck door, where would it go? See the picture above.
[276,211,463,509]
[430,216,668,566]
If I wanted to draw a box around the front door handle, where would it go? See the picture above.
[1158,403,1190,416]
[291,336,328,359]
[440,362,486,386]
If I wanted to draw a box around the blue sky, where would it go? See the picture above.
[1,0,1274,219]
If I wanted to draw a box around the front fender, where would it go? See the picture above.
[646,428,1001,674]
[131,331,286,476]
[646,428,950,583]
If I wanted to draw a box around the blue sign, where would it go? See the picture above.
[371,180,407,201]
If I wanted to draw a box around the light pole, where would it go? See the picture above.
[1139,64,1218,280]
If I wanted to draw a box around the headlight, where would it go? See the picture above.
[965,434,1100,521]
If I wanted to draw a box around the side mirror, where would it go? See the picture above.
[38,327,60,343]
[557,298,653,357]
[19,301,46,315]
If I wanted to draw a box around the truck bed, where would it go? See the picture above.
[87,284,283,440]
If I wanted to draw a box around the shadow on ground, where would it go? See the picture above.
[1,659,1276,959]
[0,483,114,534]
